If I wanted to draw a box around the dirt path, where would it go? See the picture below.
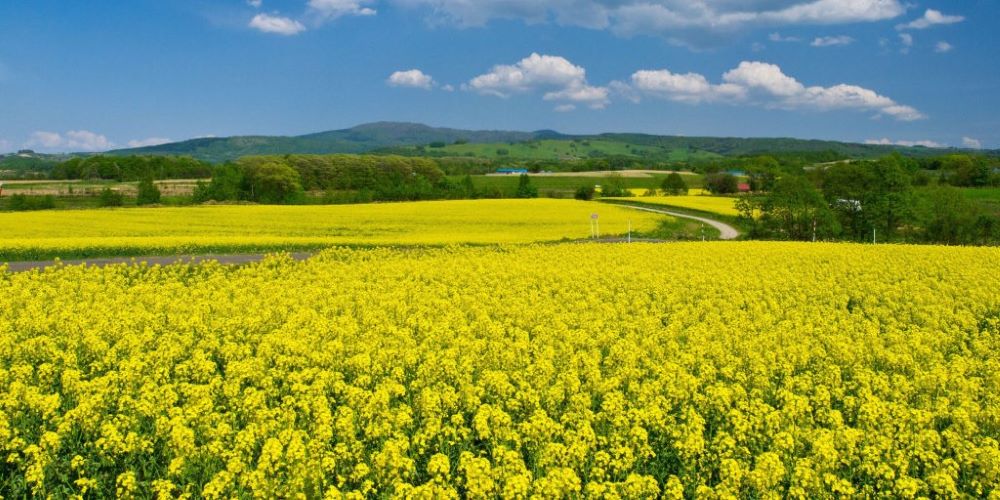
[4,253,315,273]
[615,204,741,240]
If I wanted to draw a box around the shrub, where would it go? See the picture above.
[98,188,125,207]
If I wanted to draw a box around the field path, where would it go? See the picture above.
[614,204,740,240]
[4,253,315,273]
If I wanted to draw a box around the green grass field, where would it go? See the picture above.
[962,188,1000,214]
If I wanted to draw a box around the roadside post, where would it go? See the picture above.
[591,213,599,239]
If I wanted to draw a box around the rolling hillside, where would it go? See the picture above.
[105,122,975,163]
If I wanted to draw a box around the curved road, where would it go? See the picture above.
[616,204,741,240]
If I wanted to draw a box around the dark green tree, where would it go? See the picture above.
[515,174,538,198]
[136,176,161,205]
[705,173,740,194]
[661,173,688,195]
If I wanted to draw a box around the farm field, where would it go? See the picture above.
[0,200,665,261]
[610,195,742,217]
[2,242,999,497]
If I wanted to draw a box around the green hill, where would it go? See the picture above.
[105,121,991,163]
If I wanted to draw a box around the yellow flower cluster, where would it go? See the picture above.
[0,200,662,260]
[2,242,999,498]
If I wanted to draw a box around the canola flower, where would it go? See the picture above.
[0,199,662,261]
[1,242,1000,498]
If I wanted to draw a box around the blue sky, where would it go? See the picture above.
[0,0,996,153]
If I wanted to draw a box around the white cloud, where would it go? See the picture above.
[468,53,609,109]
[247,0,263,7]
[769,32,800,42]
[865,138,945,148]
[554,104,577,112]
[625,60,924,121]
[387,69,435,89]
[27,130,114,152]
[127,137,172,148]
[962,137,982,149]
[0,138,12,153]
[307,0,376,20]
[249,13,307,35]
[393,0,906,42]
[631,69,744,103]
[934,41,953,53]
[441,84,455,92]
[811,35,854,47]
[897,9,964,30]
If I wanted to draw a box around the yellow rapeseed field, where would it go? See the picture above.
[617,196,742,217]
[0,200,662,260]
[2,242,999,498]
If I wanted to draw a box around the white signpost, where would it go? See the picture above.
[590,213,599,239]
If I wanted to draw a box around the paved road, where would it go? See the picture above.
[616,204,741,240]
[4,253,315,273]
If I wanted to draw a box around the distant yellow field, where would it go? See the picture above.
[628,188,711,197]
[617,194,742,216]
[0,199,665,260]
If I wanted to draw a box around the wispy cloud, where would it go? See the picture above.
[811,35,854,47]
[865,138,945,148]
[934,41,954,53]
[962,137,982,149]
[27,130,114,152]
[394,0,906,46]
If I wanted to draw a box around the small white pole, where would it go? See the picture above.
[873,228,876,244]
[628,220,632,243]
[596,219,600,239]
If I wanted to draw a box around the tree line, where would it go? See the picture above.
[736,154,999,245]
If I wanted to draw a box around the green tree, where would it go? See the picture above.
[913,186,992,244]
[240,160,303,204]
[705,173,739,194]
[574,185,595,200]
[741,175,839,241]
[136,176,161,205]
[661,173,688,195]
[515,174,538,198]
[600,174,629,197]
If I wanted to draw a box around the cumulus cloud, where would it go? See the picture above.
[249,13,307,35]
[934,41,954,53]
[962,137,982,149]
[811,35,854,47]
[467,53,609,109]
[127,137,172,148]
[307,0,376,20]
[387,69,435,89]
[27,130,114,152]
[247,0,263,7]
[897,9,964,30]
[624,61,924,121]
[393,0,906,42]
[865,138,945,148]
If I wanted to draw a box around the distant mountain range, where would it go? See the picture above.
[107,121,965,163]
